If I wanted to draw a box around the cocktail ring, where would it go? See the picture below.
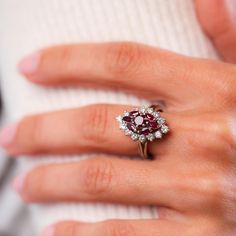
[116,105,169,160]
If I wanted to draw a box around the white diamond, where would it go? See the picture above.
[153,112,160,118]
[147,133,155,141]
[125,129,132,136]
[123,111,129,116]
[134,116,144,125]
[161,125,169,134]
[131,133,139,141]
[116,115,123,122]
[147,107,154,113]
[155,130,162,138]
[119,123,126,130]
[139,135,147,143]
[158,118,166,125]
[139,107,146,114]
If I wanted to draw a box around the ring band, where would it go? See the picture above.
[116,105,169,160]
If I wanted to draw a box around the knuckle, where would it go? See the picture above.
[80,158,114,196]
[220,167,236,207]
[206,176,223,202]
[177,168,224,210]
[102,220,136,236]
[207,118,227,146]
[104,42,143,77]
[206,61,236,106]
[80,104,110,145]
[196,173,223,207]
[58,46,76,73]
[186,113,230,153]
[217,82,236,106]
[205,113,235,153]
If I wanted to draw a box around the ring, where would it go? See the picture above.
[116,105,169,160]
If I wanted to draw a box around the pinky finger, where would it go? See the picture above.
[41,219,189,236]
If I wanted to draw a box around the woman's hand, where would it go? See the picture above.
[2,42,236,235]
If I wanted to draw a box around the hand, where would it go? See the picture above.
[195,0,236,63]
[2,42,236,235]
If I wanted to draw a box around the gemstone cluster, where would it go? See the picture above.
[116,106,169,143]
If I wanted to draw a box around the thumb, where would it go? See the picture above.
[195,0,236,64]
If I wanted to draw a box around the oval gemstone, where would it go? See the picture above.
[122,116,132,122]
[145,113,154,120]
[127,123,136,132]
[149,121,159,129]
[136,125,143,134]
[129,111,140,116]
[141,128,150,135]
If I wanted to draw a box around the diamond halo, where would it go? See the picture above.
[116,106,169,143]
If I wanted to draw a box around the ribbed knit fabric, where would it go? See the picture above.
[0,0,219,234]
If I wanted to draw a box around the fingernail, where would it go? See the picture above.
[12,173,27,194]
[0,123,18,147]
[41,225,55,236]
[18,51,41,75]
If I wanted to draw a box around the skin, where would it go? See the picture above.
[195,0,236,63]
[2,0,236,235]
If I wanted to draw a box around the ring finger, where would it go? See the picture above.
[2,104,180,157]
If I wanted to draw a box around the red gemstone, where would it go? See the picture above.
[136,125,143,131]
[122,116,132,122]
[141,128,150,135]
[149,121,159,129]
[127,123,136,132]
[130,111,140,116]
[145,113,154,120]
[123,109,160,135]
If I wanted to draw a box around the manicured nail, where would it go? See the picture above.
[12,173,27,194]
[18,51,41,75]
[41,225,55,236]
[0,123,18,147]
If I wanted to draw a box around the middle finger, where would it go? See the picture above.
[13,155,223,215]
[12,156,183,208]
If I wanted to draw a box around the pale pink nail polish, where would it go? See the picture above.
[41,225,55,236]
[12,173,27,194]
[0,123,18,147]
[18,51,41,75]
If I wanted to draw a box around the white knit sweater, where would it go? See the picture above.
[0,0,218,234]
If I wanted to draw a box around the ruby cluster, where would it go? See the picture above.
[122,110,160,135]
